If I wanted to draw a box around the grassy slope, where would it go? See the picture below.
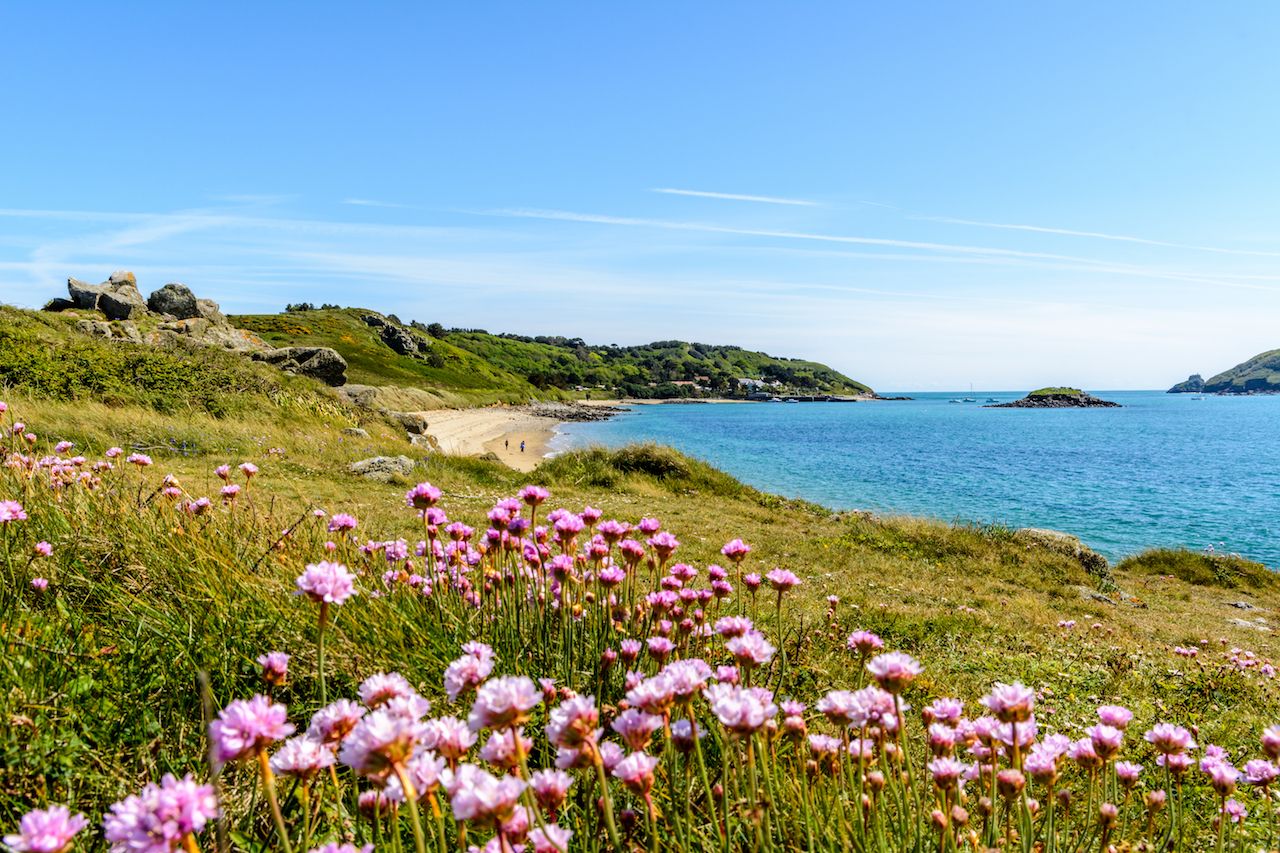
[230,309,559,407]
[1202,348,1280,392]
[231,308,872,400]
[2,387,1279,824]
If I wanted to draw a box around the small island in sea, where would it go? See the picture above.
[986,387,1121,408]
[1168,348,1280,394]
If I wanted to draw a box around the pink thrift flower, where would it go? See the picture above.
[238,462,258,479]
[215,465,231,481]
[309,845,374,853]
[209,695,295,764]
[705,683,777,736]
[422,716,477,761]
[866,651,923,694]
[612,751,660,795]
[1097,704,1133,729]
[928,757,969,790]
[359,672,417,708]
[30,577,48,591]
[4,805,88,853]
[444,763,526,825]
[338,709,428,782]
[612,709,663,752]
[257,651,290,686]
[529,769,574,812]
[468,675,542,731]
[983,682,1036,723]
[647,531,679,560]
[220,484,241,501]
[126,453,152,467]
[765,568,800,592]
[406,482,442,510]
[1262,725,1280,760]
[307,700,366,745]
[295,561,357,605]
[725,632,776,667]
[545,695,600,750]
[444,646,496,703]
[53,441,73,455]
[720,538,751,562]
[270,736,336,780]
[327,513,358,533]
[1244,759,1279,786]
[1144,723,1196,754]
[528,823,573,853]
[846,630,884,655]
[102,774,217,852]
[0,501,28,523]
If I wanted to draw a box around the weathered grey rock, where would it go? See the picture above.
[108,270,137,288]
[155,319,265,352]
[342,427,371,438]
[76,319,113,338]
[1230,600,1258,611]
[147,283,200,319]
[409,433,439,452]
[338,384,379,408]
[362,314,386,328]
[68,278,108,309]
[195,298,226,325]
[1228,617,1271,633]
[380,324,419,355]
[254,346,348,386]
[387,411,429,434]
[116,322,143,343]
[98,284,148,320]
[348,455,416,482]
[42,297,75,312]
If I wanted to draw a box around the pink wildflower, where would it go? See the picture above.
[1144,723,1196,754]
[295,561,357,605]
[725,631,775,667]
[307,700,366,745]
[257,651,289,686]
[0,501,27,523]
[928,757,969,790]
[209,695,294,764]
[1115,761,1143,787]
[721,538,751,562]
[406,482,442,510]
[102,775,217,853]
[705,683,777,736]
[33,541,52,557]
[545,695,600,750]
[1097,704,1133,729]
[238,462,258,479]
[338,709,428,782]
[765,568,800,591]
[444,645,496,702]
[529,769,574,812]
[866,651,923,694]
[270,736,336,780]
[983,682,1036,723]
[445,763,526,825]
[612,751,660,795]
[528,824,573,853]
[327,513,358,533]
[4,806,88,853]
[422,716,477,761]
[846,630,884,656]
[30,577,48,591]
[359,672,417,708]
[468,675,541,731]
[612,709,663,752]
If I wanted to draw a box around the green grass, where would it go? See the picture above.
[1028,386,1085,397]
[1117,547,1276,590]
[231,307,872,401]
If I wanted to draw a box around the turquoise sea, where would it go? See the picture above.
[553,391,1280,566]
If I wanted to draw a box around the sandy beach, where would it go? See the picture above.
[420,399,753,472]
[419,408,562,472]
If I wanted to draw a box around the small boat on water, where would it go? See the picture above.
[985,397,1000,403]
[962,398,976,403]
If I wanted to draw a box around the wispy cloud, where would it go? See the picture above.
[343,198,415,209]
[651,188,819,207]
[917,215,1280,258]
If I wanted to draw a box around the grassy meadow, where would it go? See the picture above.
[1,318,1279,851]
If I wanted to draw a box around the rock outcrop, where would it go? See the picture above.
[986,388,1120,409]
[1167,374,1205,394]
[147,283,201,319]
[348,455,416,482]
[253,346,348,387]
[66,276,147,318]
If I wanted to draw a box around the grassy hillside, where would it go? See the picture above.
[2,373,1280,849]
[1202,348,1280,393]
[232,307,872,401]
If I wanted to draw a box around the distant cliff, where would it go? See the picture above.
[1168,351,1280,394]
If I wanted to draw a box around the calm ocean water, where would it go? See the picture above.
[553,391,1280,566]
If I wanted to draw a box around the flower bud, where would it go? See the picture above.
[950,805,969,827]
[931,809,948,830]
[1099,802,1118,830]
[866,771,886,792]
[1145,789,1167,813]
[976,797,993,818]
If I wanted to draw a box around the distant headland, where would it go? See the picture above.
[1168,349,1280,394]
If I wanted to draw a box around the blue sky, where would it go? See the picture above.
[3,2,1279,391]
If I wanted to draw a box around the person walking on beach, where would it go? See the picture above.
[504,439,509,449]
[520,440,526,453]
